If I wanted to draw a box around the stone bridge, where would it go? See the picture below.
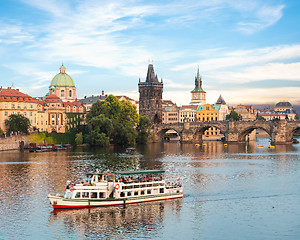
[151,120,300,144]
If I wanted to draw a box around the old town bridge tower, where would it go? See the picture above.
[138,64,163,124]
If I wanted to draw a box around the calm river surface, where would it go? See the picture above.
[0,138,300,240]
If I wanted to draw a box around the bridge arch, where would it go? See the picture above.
[156,127,182,142]
[286,125,300,143]
[238,126,271,142]
[193,124,228,143]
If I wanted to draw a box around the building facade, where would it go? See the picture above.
[179,105,197,122]
[0,65,85,133]
[138,64,163,123]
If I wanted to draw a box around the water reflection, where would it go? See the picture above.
[49,200,182,239]
[0,139,299,240]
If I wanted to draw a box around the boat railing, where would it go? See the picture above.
[120,180,165,190]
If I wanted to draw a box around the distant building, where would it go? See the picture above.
[274,101,296,120]
[162,104,179,124]
[215,95,229,121]
[78,92,139,113]
[190,67,206,105]
[197,104,222,139]
[138,64,163,123]
[257,100,296,120]
[233,105,256,121]
[179,105,197,122]
[78,92,107,112]
[0,87,85,133]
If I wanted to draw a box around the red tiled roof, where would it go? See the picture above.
[0,88,37,103]
[46,94,61,103]
[181,105,198,110]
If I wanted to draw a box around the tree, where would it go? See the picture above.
[5,114,31,134]
[75,132,83,145]
[295,113,299,120]
[226,110,239,121]
[136,116,151,144]
[86,95,140,147]
[256,115,265,120]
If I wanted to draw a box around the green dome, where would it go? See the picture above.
[50,65,75,87]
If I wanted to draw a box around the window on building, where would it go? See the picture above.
[5,112,8,116]
[61,90,65,97]
[18,104,21,109]
[11,104,15,109]
[4,104,8,108]
[24,112,27,116]
[30,112,32,116]
[69,90,72,97]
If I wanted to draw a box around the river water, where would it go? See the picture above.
[0,138,299,240]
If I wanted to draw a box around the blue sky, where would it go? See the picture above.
[0,0,299,106]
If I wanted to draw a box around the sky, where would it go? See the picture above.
[0,0,299,107]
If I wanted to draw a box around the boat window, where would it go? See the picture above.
[147,190,151,194]
[134,185,139,188]
[141,190,145,195]
[147,184,152,188]
[91,192,97,198]
[120,192,125,197]
[134,191,139,196]
[127,192,132,196]
[153,183,159,187]
[160,188,164,194]
[82,192,89,198]
[141,184,146,188]
[99,192,104,198]
[75,192,81,198]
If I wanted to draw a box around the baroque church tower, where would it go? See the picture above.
[190,67,206,105]
[138,64,163,123]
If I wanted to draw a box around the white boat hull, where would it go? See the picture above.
[48,193,183,209]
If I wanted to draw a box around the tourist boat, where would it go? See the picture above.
[125,147,136,155]
[48,170,183,209]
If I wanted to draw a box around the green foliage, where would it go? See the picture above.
[256,115,265,120]
[87,131,110,146]
[226,110,239,121]
[295,113,300,120]
[29,131,77,144]
[75,132,83,145]
[136,116,152,144]
[86,95,142,147]
[5,114,31,134]
[66,113,85,131]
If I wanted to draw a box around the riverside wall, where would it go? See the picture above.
[0,135,30,151]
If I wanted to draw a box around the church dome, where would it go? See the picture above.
[50,64,75,87]
[275,101,292,107]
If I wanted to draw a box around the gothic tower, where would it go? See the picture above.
[190,67,206,105]
[138,64,163,123]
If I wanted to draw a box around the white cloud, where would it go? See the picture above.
[210,62,300,83]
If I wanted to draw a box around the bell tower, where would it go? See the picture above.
[190,67,206,105]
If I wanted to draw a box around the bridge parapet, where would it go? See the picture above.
[151,120,300,144]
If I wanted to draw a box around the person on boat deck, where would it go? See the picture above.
[83,180,90,186]
[79,179,84,184]
[65,180,71,189]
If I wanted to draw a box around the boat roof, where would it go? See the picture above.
[86,170,165,176]
[114,170,165,175]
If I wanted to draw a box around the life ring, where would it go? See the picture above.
[115,184,120,190]
[69,186,75,192]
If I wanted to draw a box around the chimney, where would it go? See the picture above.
[102,90,104,96]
